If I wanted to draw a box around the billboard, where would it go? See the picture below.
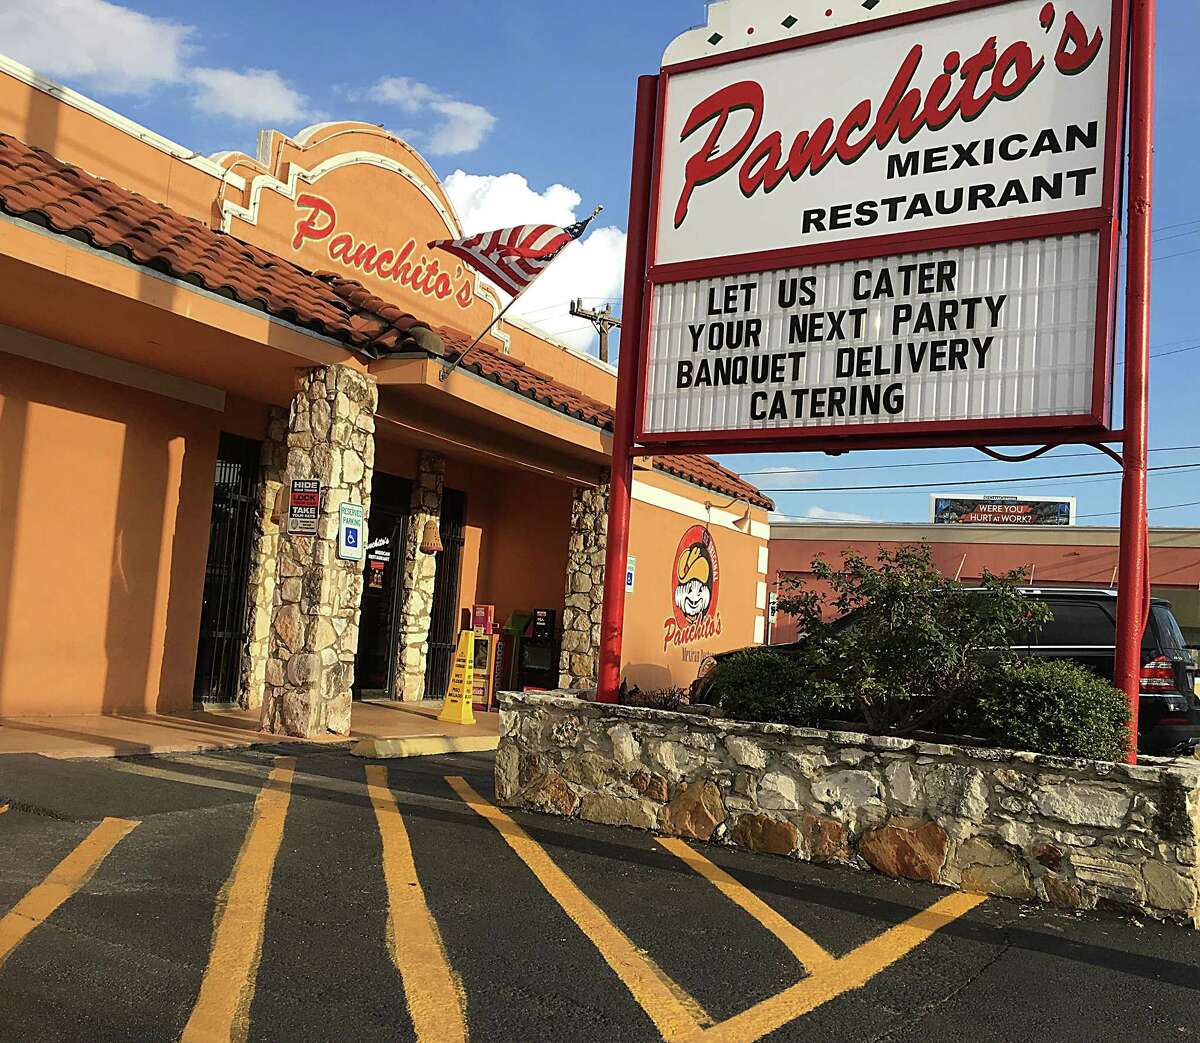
[638,0,1127,449]
[931,494,1076,526]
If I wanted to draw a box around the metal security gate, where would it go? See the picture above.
[424,489,466,699]
[194,433,261,705]
[353,472,412,699]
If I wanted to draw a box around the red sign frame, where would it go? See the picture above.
[600,0,1153,765]
[632,0,1131,454]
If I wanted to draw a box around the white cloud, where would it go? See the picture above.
[366,76,438,112]
[0,0,192,93]
[444,171,582,231]
[366,76,496,155]
[442,171,626,354]
[0,0,313,126]
[804,506,879,523]
[427,100,496,155]
[746,465,817,488]
[190,67,315,124]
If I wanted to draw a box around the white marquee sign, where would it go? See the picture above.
[638,0,1126,447]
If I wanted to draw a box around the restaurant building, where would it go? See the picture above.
[769,521,1200,644]
[0,57,772,735]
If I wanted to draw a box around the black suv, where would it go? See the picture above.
[1008,588,1198,755]
[694,588,1199,755]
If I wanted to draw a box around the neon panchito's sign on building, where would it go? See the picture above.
[637,0,1128,451]
[291,193,475,310]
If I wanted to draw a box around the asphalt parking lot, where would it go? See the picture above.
[1,745,1198,1042]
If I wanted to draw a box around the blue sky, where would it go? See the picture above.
[3,0,1197,527]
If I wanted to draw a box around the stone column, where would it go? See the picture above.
[558,470,610,690]
[260,364,377,737]
[238,406,288,710]
[394,449,446,702]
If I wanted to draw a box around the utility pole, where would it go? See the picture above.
[569,299,621,364]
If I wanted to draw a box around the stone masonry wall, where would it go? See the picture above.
[260,365,377,737]
[558,471,610,690]
[237,406,288,710]
[394,449,445,701]
[498,693,1200,927]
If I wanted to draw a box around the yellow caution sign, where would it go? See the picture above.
[438,629,477,726]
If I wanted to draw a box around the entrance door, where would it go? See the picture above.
[194,433,261,705]
[424,489,466,700]
[354,473,412,697]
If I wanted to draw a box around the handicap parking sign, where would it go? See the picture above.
[338,502,366,562]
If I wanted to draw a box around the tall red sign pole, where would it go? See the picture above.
[597,75,659,704]
[1114,0,1156,763]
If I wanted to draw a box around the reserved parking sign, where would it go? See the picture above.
[338,502,366,561]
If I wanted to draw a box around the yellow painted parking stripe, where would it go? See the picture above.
[657,837,835,974]
[447,776,710,1042]
[695,891,987,1043]
[0,816,138,970]
[181,756,295,1043]
[366,766,467,1043]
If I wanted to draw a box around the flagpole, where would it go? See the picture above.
[437,205,603,383]
[438,295,521,382]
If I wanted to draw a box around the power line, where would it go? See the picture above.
[1148,215,1200,234]
[1078,499,1200,520]
[769,465,1200,496]
[760,461,1200,494]
[1150,244,1200,263]
[738,443,1200,479]
[1116,340,1200,365]
[1150,226,1200,245]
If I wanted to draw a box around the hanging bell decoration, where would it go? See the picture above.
[419,518,444,555]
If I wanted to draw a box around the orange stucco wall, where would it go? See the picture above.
[0,351,227,716]
[0,67,223,223]
[503,323,617,403]
[622,476,769,692]
[0,67,623,416]
[0,70,772,715]
[370,445,577,638]
[469,470,574,628]
[369,436,773,694]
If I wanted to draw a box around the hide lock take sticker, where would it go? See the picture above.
[664,525,723,650]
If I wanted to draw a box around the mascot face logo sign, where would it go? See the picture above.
[664,525,722,650]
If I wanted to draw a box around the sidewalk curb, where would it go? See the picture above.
[350,735,501,759]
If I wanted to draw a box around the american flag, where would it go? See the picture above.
[429,207,601,298]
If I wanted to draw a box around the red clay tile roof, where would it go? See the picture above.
[444,336,774,510]
[438,328,615,429]
[0,133,437,356]
[655,455,774,512]
[0,131,771,511]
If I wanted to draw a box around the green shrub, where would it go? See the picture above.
[776,544,1049,736]
[707,648,841,727]
[965,658,1132,761]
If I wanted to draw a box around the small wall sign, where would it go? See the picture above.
[338,502,366,560]
[625,555,637,594]
[287,479,321,536]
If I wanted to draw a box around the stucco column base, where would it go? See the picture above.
[558,470,610,689]
[260,364,377,738]
[394,449,445,702]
